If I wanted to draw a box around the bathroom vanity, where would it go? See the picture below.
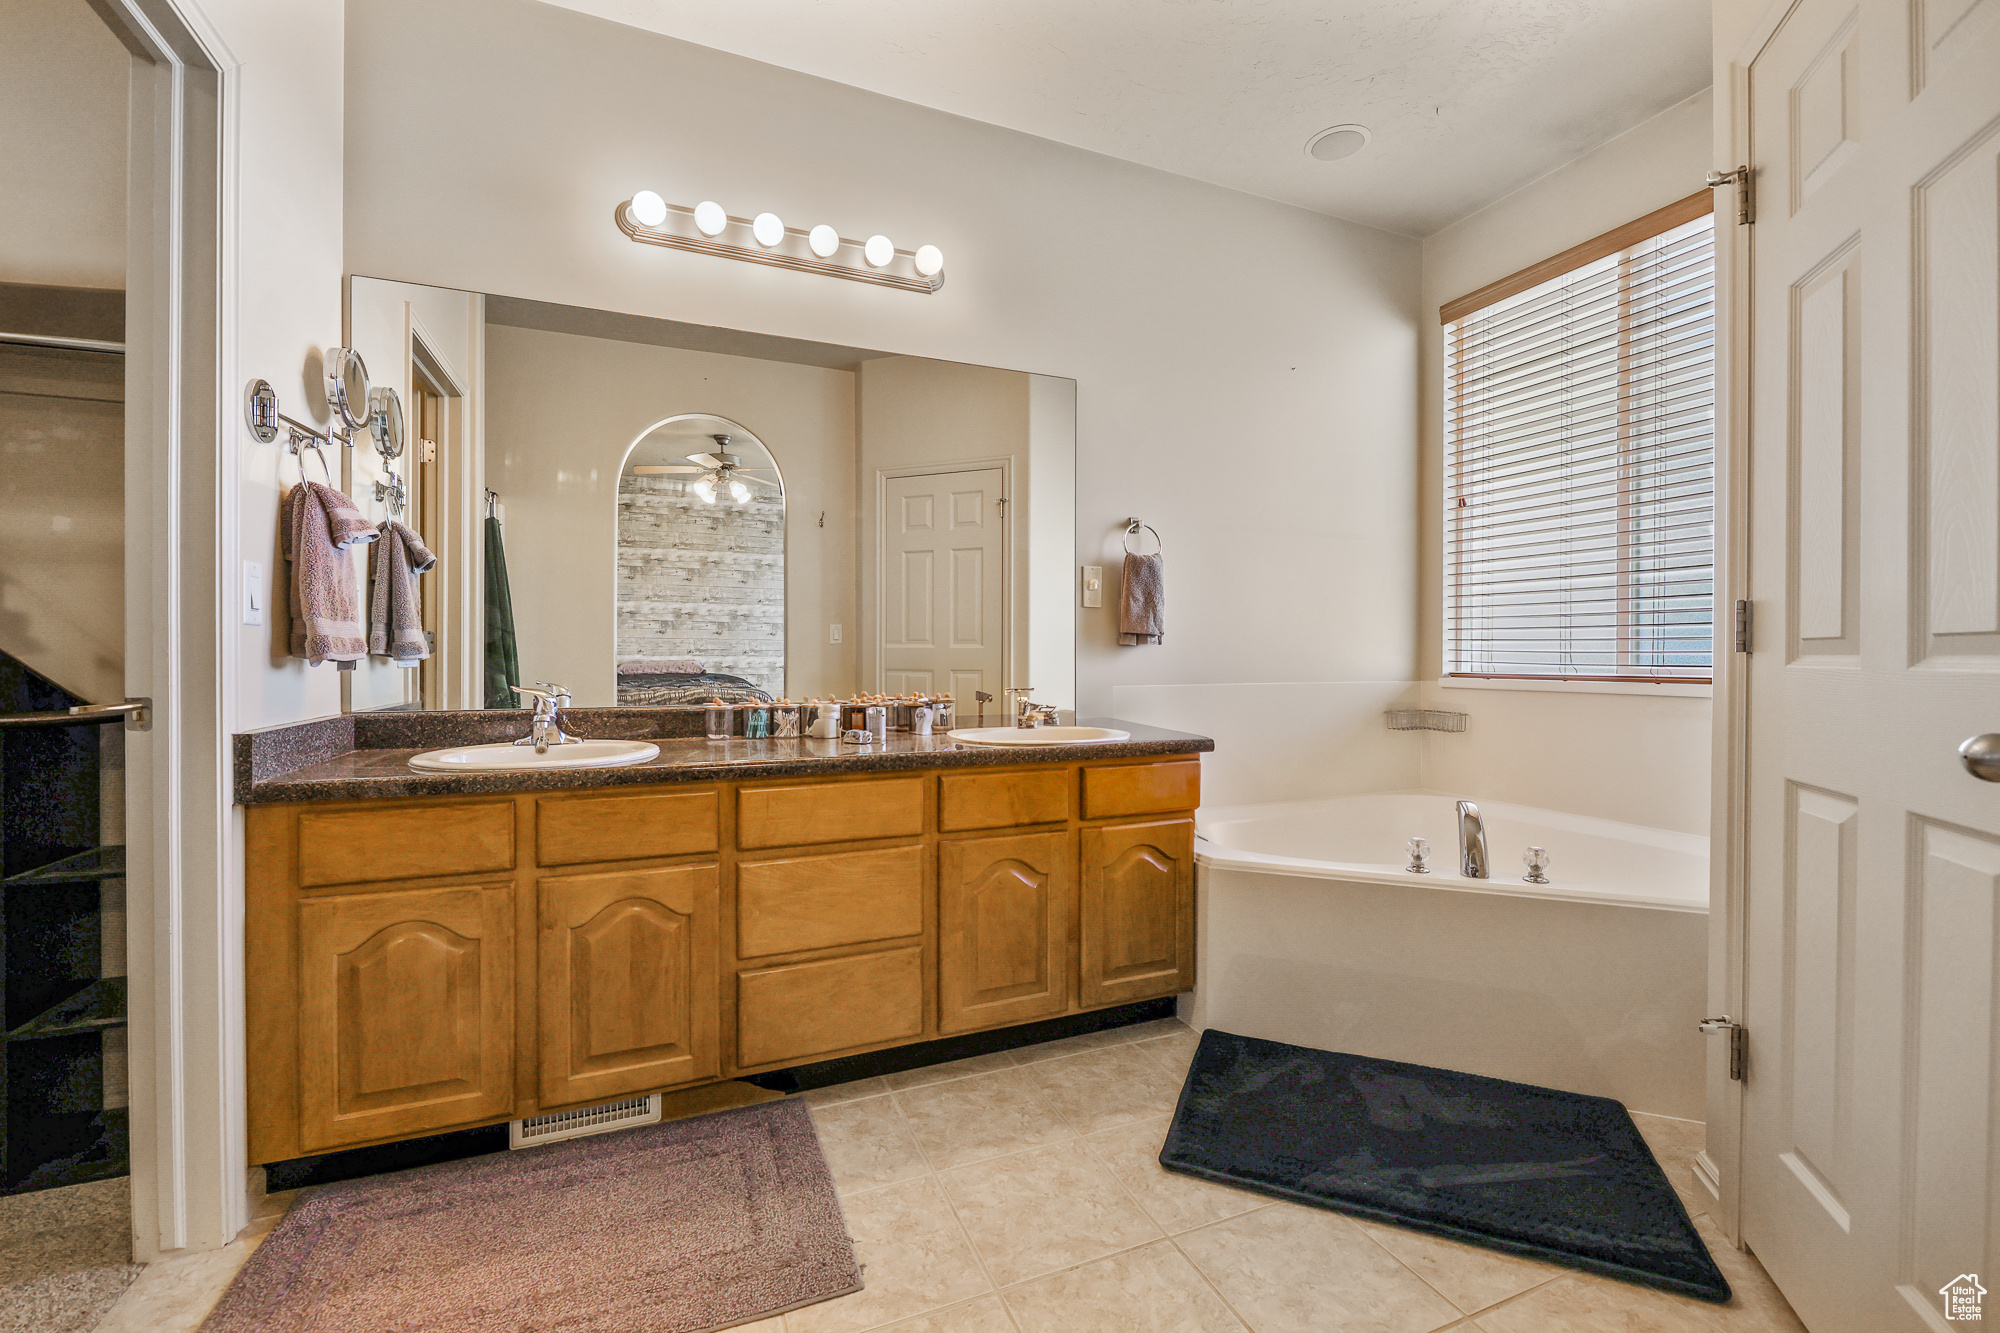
[236,716,1208,1165]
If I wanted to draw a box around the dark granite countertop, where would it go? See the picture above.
[234,713,1211,804]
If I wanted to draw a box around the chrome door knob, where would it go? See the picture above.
[1960,734,2000,782]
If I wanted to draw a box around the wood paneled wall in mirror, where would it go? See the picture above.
[338,280,1076,715]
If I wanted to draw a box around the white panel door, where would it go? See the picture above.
[1738,3,2000,1329]
[881,468,1006,701]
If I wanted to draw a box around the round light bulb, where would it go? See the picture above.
[691,478,716,504]
[808,224,840,258]
[863,234,894,268]
[752,212,785,247]
[627,191,668,228]
[693,201,728,237]
[728,479,752,503]
[913,244,944,277]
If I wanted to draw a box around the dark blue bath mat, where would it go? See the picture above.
[1158,1030,1730,1303]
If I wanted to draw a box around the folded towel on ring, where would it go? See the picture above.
[1118,550,1164,646]
[369,519,437,665]
[282,481,378,666]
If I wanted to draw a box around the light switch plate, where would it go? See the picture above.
[829,623,842,644]
[1082,565,1103,608]
[243,561,264,626]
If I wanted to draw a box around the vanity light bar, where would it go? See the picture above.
[615,196,944,295]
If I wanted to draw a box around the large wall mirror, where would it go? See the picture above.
[337,278,1076,716]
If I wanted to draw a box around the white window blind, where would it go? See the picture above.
[1445,210,1716,683]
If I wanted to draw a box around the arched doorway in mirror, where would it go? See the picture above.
[615,414,785,704]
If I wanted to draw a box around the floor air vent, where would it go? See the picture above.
[509,1094,662,1149]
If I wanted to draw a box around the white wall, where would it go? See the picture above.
[484,323,858,705]
[855,356,1035,701]
[1027,374,1077,715]
[0,0,127,289]
[1416,89,1715,835]
[341,0,1423,721]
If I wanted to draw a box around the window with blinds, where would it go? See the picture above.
[1444,198,1716,684]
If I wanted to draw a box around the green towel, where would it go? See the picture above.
[483,515,522,708]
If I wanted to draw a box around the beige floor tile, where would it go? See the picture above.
[1691,1215,1807,1331]
[1134,1031,1203,1081]
[1176,1205,1461,1333]
[88,1239,257,1333]
[887,1053,1022,1091]
[1007,1028,1144,1065]
[798,1077,894,1109]
[1350,1218,1564,1315]
[1024,1045,1183,1136]
[1631,1113,1716,1222]
[873,1295,1018,1332]
[1113,1018,1193,1043]
[1002,1239,1245,1333]
[895,1070,1075,1170]
[1472,1273,1738,1332]
[1080,1115,1270,1235]
[785,1177,993,1333]
[811,1097,931,1195]
[939,1141,1163,1287]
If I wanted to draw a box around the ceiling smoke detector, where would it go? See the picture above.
[1306,125,1371,162]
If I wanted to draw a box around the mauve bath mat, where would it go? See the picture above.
[203,1099,860,1333]
[1159,1031,1730,1303]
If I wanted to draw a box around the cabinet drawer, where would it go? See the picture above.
[737,845,925,959]
[736,947,924,1067]
[737,778,925,849]
[939,769,1069,832]
[1081,760,1200,821]
[536,789,718,867]
[298,801,515,888]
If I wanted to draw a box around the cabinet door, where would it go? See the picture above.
[538,865,718,1106]
[1080,819,1195,1007]
[938,830,1072,1033]
[298,884,514,1152]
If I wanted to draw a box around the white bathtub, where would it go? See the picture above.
[1186,791,1710,1119]
[1197,791,1709,912]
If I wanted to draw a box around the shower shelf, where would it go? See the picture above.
[6,978,127,1043]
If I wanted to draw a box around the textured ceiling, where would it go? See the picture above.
[540,0,1710,236]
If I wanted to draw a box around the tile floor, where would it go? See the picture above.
[81,1018,1808,1333]
[771,1019,1808,1333]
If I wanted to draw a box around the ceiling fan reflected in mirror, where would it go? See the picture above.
[631,434,781,504]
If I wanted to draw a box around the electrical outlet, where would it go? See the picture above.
[1082,565,1103,608]
[244,561,264,626]
[829,623,842,644]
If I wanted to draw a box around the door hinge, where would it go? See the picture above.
[1733,599,1753,654]
[1706,165,1754,225]
[1701,1017,1747,1080]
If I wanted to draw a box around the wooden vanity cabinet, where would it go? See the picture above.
[246,755,1199,1164]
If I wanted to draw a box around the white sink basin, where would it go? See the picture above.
[948,726,1131,747]
[408,739,660,772]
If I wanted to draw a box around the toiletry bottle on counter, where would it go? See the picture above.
[932,693,954,730]
[842,698,869,732]
[704,700,732,741]
[771,699,800,737]
[809,700,841,739]
[744,704,770,739]
[864,702,888,736]
[913,704,934,736]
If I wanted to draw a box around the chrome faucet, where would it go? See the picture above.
[511,682,579,753]
[1006,686,1058,728]
[1456,800,1490,878]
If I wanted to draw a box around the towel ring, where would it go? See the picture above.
[289,436,334,487]
[1123,519,1162,556]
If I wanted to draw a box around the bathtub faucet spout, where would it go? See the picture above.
[1456,801,1490,879]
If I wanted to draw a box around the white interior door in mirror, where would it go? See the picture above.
[882,468,1006,701]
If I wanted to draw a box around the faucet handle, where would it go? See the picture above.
[510,683,553,707]
[534,680,571,702]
